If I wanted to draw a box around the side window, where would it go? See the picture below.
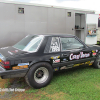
[61,37,84,51]
[49,37,60,52]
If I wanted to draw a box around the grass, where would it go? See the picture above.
[25,66,100,100]
[97,41,100,45]
[1,66,100,100]
[4,79,11,88]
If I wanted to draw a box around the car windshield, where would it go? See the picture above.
[13,35,44,52]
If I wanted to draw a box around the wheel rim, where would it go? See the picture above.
[97,55,100,68]
[34,67,49,84]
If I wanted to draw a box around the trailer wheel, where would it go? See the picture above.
[93,54,100,69]
[25,62,53,89]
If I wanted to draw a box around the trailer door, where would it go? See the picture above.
[85,14,98,45]
[66,11,75,35]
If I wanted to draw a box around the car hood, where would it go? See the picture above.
[0,46,27,58]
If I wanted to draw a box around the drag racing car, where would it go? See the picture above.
[0,34,100,89]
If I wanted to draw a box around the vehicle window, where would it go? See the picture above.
[61,37,84,51]
[13,35,44,52]
[49,37,60,52]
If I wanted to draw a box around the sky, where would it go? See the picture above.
[4,0,100,13]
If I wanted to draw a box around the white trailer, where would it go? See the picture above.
[85,14,99,45]
[0,1,98,47]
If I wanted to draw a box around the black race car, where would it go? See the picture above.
[0,34,100,89]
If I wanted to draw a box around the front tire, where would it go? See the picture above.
[25,62,53,89]
[93,54,100,69]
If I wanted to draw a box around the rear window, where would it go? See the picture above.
[13,35,44,52]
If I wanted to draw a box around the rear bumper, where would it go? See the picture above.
[0,65,29,79]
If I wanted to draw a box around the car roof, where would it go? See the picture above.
[30,34,75,37]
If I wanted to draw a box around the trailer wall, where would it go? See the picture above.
[0,2,94,47]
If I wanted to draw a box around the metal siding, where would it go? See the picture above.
[0,3,15,21]
[0,2,95,47]
[25,6,48,34]
[0,3,16,47]
[66,10,75,35]
[48,8,66,33]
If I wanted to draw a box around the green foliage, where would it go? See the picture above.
[39,66,100,100]
[25,88,38,94]
[97,41,100,44]
[4,66,100,100]
[4,79,11,88]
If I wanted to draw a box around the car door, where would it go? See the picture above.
[44,36,61,70]
[60,36,93,69]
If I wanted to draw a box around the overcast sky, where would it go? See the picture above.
[4,0,100,13]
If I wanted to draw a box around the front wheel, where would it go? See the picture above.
[93,54,100,69]
[25,62,53,89]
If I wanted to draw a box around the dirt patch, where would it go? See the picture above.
[0,78,10,96]
[0,78,9,88]
[0,77,32,100]
[0,78,69,100]
[8,78,29,89]
[0,92,17,100]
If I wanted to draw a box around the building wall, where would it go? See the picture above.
[0,2,94,47]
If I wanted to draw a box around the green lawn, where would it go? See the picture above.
[25,66,100,100]
[2,66,100,100]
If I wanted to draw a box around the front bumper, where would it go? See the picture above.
[0,65,29,79]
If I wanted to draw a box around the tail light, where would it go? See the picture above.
[4,66,10,69]
[0,60,10,69]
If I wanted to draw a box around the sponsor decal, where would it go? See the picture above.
[8,51,13,55]
[63,58,67,61]
[54,67,59,71]
[92,50,95,53]
[92,50,98,53]
[51,56,60,59]
[67,64,74,67]
[73,64,80,67]
[53,59,60,63]
[73,61,90,67]
[96,50,98,52]
[92,52,96,56]
[61,58,68,62]
[11,50,18,53]
[61,60,94,70]
[12,65,28,70]
[18,63,29,66]
[0,54,5,60]
[89,61,94,66]
[85,61,90,64]
[73,63,85,67]
[60,66,67,70]
[73,61,92,67]
[92,50,97,56]
[79,63,84,66]
[13,63,29,70]
[50,37,60,52]
[50,45,60,52]
[0,47,8,49]
[60,65,73,70]
[69,52,90,60]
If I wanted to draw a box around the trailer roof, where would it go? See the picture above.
[0,0,95,13]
